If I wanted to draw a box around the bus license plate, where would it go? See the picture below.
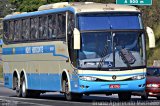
[109,84,120,88]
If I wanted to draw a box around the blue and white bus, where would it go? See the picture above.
[2,2,155,101]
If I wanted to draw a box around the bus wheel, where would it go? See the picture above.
[21,76,29,98]
[157,96,160,100]
[141,92,148,100]
[118,92,131,101]
[14,77,22,97]
[63,80,82,101]
[141,95,148,100]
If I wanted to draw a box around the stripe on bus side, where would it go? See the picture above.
[2,45,68,58]
[3,73,62,91]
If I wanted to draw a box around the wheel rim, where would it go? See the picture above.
[22,81,26,95]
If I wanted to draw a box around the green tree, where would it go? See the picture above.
[0,0,14,17]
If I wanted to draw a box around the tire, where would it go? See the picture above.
[118,92,131,101]
[21,76,30,98]
[14,77,22,97]
[141,92,148,100]
[63,80,82,101]
[157,96,160,100]
[141,95,148,100]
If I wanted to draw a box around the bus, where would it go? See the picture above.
[2,2,155,101]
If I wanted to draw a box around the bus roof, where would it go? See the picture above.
[3,2,140,21]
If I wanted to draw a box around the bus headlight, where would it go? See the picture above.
[79,76,97,81]
[132,75,145,80]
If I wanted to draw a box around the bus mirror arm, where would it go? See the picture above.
[146,27,155,48]
[66,58,69,62]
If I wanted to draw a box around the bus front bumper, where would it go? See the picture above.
[71,79,146,93]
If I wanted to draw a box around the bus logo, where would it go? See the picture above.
[112,75,117,80]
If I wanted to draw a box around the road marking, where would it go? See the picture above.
[0,98,54,106]
[0,95,90,105]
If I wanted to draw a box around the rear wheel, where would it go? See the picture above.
[118,92,131,101]
[21,76,29,98]
[14,77,22,97]
[63,79,82,101]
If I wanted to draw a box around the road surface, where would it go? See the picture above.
[0,83,160,106]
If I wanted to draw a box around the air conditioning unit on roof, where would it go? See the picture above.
[38,2,69,11]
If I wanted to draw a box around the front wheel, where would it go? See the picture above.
[157,96,160,100]
[118,92,131,101]
[63,80,82,101]
[141,92,148,100]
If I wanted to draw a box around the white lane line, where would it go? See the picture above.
[0,98,54,106]
[0,95,90,105]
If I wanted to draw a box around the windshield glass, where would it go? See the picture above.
[78,32,113,68]
[77,13,146,69]
[78,13,140,30]
[114,31,145,67]
[147,68,160,76]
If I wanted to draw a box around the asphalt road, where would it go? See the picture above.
[0,83,160,106]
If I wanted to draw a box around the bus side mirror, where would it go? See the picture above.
[73,28,80,50]
[146,27,155,48]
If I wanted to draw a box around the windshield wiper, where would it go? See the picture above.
[98,40,110,70]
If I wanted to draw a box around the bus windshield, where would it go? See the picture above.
[77,13,146,69]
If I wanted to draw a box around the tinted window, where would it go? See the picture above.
[48,14,57,38]
[39,16,48,39]
[31,17,39,39]
[3,12,67,44]
[78,13,140,30]
[9,21,14,41]
[57,13,66,38]
[14,20,22,41]
[147,68,160,76]
[3,21,9,42]
[22,19,30,40]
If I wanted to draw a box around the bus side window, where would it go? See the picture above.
[22,19,30,40]
[39,16,48,39]
[3,21,9,43]
[48,14,57,39]
[31,17,39,40]
[67,12,76,66]
[9,21,14,41]
[57,13,66,38]
[14,20,22,41]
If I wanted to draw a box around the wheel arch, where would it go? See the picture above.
[61,69,71,92]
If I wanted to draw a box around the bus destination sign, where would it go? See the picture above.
[116,0,152,5]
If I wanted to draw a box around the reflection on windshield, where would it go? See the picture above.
[78,31,146,69]
[114,32,145,68]
[78,32,113,68]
